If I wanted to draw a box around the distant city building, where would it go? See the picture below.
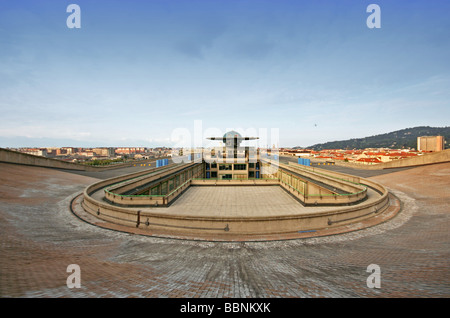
[61,147,74,154]
[23,148,47,157]
[115,147,146,155]
[417,136,444,152]
[79,151,94,157]
[92,147,115,157]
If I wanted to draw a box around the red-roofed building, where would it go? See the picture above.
[356,158,382,165]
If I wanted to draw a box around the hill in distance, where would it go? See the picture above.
[305,126,450,150]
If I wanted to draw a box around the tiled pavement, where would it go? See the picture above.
[0,162,449,298]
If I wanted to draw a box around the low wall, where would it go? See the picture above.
[1,147,87,171]
[104,163,203,206]
[288,162,361,184]
[282,162,365,194]
[0,147,167,171]
[311,149,450,170]
[263,160,367,205]
[106,163,196,195]
[376,149,450,169]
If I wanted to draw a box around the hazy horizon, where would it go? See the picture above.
[2,125,448,149]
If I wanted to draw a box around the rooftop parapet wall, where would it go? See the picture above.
[312,149,450,170]
[105,163,196,195]
[287,161,361,184]
[263,159,366,196]
[285,163,365,194]
[0,147,87,171]
[104,163,203,206]
[376,148,450,168]
[0,147,164,171]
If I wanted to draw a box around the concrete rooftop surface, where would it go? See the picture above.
[0,161,449,298]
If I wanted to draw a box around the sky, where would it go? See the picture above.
[0,0,449,148]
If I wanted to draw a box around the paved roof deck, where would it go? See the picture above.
[134,185,382,217]
[164,186,305,217]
